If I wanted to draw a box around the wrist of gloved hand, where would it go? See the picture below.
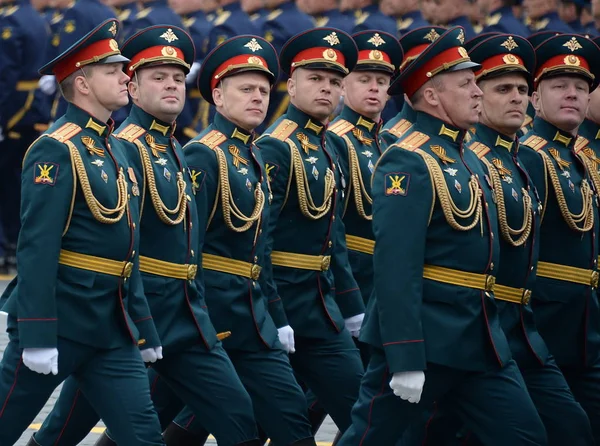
[277,325,295,354]
[344,313,365,338]
[389,371,426,404]
[22,347,59,375]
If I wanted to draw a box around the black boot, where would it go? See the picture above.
[307,406,328,436]
[25,434,41,446]
[94,432,117,446]
[163,422,203,445]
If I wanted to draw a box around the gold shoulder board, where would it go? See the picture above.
[48,122,82,142]
[269,119,298,141]
[521,135,548,152]
[136,7,151,19]
[116,123,146,142]
[387,119,413,138]
[328,119,354,137]
[199,130,227,149]
[398,131,430,151]
[469,141,491,159]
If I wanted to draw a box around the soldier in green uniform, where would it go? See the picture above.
[328,30,403,365]
[518,33,600,444]
[27,25,264,446]
[0,19,166,446]
[158,34,319,446]
[337,26,547,446]
[380,26,446,149]
[255,28,366,436]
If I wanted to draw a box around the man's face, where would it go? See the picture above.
[241,0,264,13]
[421,0,437,21]
[533,75,590,132]
[288,68,344,121]
[523,0,549,19]
[478,73,529,136]
[432,69,483,129]
[380,0,407,16]
[168,0,202,13]
[88,63,130,111]
[129,65,186,123]
[339,0,356,11]
[213,71,271,131]
[429,0,458,24]
[343,70,391,120]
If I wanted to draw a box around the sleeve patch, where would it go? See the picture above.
[384,172,410,196]
[188,167,206,194]
[265,162,280,183]
[33,162,59,186]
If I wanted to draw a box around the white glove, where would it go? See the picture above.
[344,313,365,338]
[140,346,163,363]
[22,348,59,375]
[0,310,7,333]
[390,371,425,404]
[186,62,201,85]
[277,325,295,354]
[39,75,57,95]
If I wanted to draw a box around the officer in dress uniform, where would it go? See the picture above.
[261,0,315,130]
[336,26,548,446]
[28,24,264,446]
[518,33,600,444]
[51,0,117,120]
[303,0,354,33]
[328,30,403,365]
[380,26,446,149]
[351,0,396,37]
[0,0,51,274]
[432,0,477,40]
[379,0,429,36]
[525,0,574,33]
[479,0,530,36]
[256,28,366,436]
[0,19,167,446]
[154,34,319,446]
[421,32,596,446]
[559,0,586,33]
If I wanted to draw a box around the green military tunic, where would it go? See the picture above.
[380,101,416,150]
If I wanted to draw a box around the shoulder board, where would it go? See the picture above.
[469,141,491,159]
[116,123,146,142]
[214,10,231,26]
[398,131,430,151]
[136,7,151,19]
[267,8,283,20]
[315,16,329,27]
[386,119,412,138]
[269,119,298,141]
[48,123,82,142]
[118,8,131,22]
[397,17,413,30]
[199,130,227,149]
[485,12,501,26]
[4,5,18,17]
[521,115,533,129]
[575,136,590,154]
[355,11,369,25]
[533,17,549,30]
[328,119,354,137]
[521,135,548,152]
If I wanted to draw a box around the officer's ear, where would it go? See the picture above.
[287,75,296,99]
[531,89,541,114]
[213,80,225,107]
[422,84,440,107]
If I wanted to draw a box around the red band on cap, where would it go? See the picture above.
[475,53,526,78]
[211,54,269,89]
[534,53,591,86]
[403,47,469,97]
[290,47,346,73]
[54,38,120,82]
[127,45,186,72]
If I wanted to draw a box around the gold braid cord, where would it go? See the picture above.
[136,140,187,226]
[579,154,600,204]
[415,148,483,232]
[343,135,372,221]
[215,146,264,232]
[482,158,533,246]
[540,151,594,232]
[67,142,127,224]
[286,139,335,220]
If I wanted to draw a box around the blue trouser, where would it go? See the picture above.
[32,342,258,446]
[0,327,164,446]
[337,348,548,446]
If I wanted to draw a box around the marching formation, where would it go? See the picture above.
[2,0,600,445]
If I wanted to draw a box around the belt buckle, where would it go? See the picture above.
[187,264,198,280]
[521,289,532,305]
[320,256,331,272]
[251,264,262,280]
[123,261,134,278]
[485,275,496,292]
[591,271,599,289]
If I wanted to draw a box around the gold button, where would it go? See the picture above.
[132,251,136,256]
[259,229,263,235]
[490,232,494,240]
[254,256,258,262]
[332,216,336,221]
[133,223,136,229]
[490,262,494,271]
[128,194,131,199]
[531,266,534,271]
[191,250,195,257]
[328,241,332,248]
